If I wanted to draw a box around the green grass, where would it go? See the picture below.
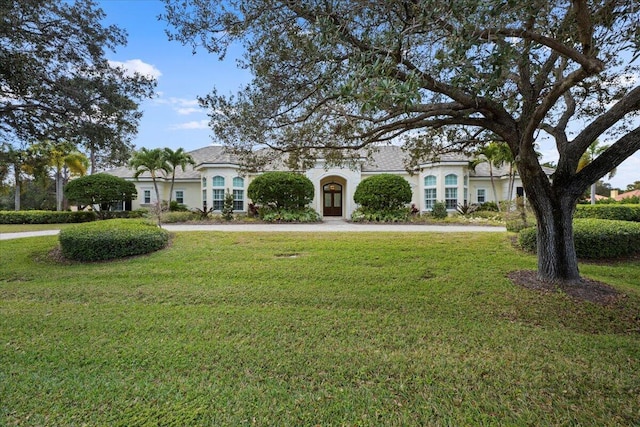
[1,232,639,426]
[0,223,77,233]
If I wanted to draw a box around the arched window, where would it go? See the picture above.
[212,176,225,187]
[212,176,225,210]
[424,175,437,209]
[232,177,244,211]
[445,174,458,209]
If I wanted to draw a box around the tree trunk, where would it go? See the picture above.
[56,168,63,211]
[168,171,176,205]
[489,164,501,212]
[14,178,21,211]
[518,159,581,283]
[90,148,96,175]
[13,164,21,211]
[530,195,581,283]
[590,183,596,205]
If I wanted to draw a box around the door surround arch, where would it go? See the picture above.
[320,176,346,217]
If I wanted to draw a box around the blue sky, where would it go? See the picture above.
[99,0,639,189]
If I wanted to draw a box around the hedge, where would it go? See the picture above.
[59,219,170,262]
[574,204,640,222]
[518,219,640,259]
[0,210,96,224]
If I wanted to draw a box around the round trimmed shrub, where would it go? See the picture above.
[518,218,640,259]
[247,172,314,209]
[354,174,412,211]
[59,219,170,262]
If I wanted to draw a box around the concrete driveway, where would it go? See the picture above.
[1,219,505,240]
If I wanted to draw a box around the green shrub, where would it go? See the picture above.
[169,201,189,212]
[259,207,321,223]
[479,201,499,212]
[222,189,234,221]
[619,196,640,204]
[351,207,411,222]
[431,201,448,219]
[0,210,96,224]
[59,219,170,262]
[518,219,640,259]
[161,211,199,223]
[575,204,640,222]
[248,172,314,209]
[354,174,412,211]
[64,174,137,218]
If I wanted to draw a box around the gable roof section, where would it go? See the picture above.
[105,144,554,180]
[614,189,640,201]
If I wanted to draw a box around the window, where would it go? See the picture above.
[445,174,458,209]
[202,189,207,202]
[232,177,244,211]
[143,189,151,204]
[175,190,184,204]
[212,189,224,210]
[463,175,468,205]
[233,189,244,211]
[212,175,225,210]
[212,176,225,187]
[477,188,486,204]
[424,175,436,209]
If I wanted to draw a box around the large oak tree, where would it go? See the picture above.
[163,0,640,284]
[1,0,155,171]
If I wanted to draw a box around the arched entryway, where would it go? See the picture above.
[322,182,343,216]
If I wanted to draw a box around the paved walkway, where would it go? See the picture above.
[0,219,505,240]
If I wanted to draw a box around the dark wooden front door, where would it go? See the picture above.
[323,183,342,216]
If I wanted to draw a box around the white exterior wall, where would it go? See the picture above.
[306,164,362,218]
[200,166,247,211]
[418,164,467,211]
[130,180,201,210]
[173,181,201,209]
[123,162,528,215]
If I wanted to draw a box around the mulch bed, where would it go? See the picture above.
[507,270,623,305]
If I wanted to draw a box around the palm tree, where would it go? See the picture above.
[163,147,195,204]
[128,147,171,210]
[470,142,505,212]
[577,140,616,205]
[1,144,26,211]
[48,142,89,210]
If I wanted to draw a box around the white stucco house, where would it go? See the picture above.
[106,145,545,218]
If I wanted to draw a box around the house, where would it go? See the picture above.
[106,145,542,218]
[610,189,640,201]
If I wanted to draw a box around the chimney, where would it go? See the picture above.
[610,189,619,199]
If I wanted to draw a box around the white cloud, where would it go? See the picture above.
[176,107,202,115]
[152,96,203,115]
[109,59,162,79]
[169,119,209,130]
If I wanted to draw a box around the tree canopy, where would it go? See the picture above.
[163,0,640,283]
[1,0,155,168]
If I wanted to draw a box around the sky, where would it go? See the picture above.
[99,0,639,190]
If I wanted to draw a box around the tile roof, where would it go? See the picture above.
[105,144,550,180]
[614,189,640,201]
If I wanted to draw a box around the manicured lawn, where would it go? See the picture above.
[0,223,77,233]
[1,232,638,425]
